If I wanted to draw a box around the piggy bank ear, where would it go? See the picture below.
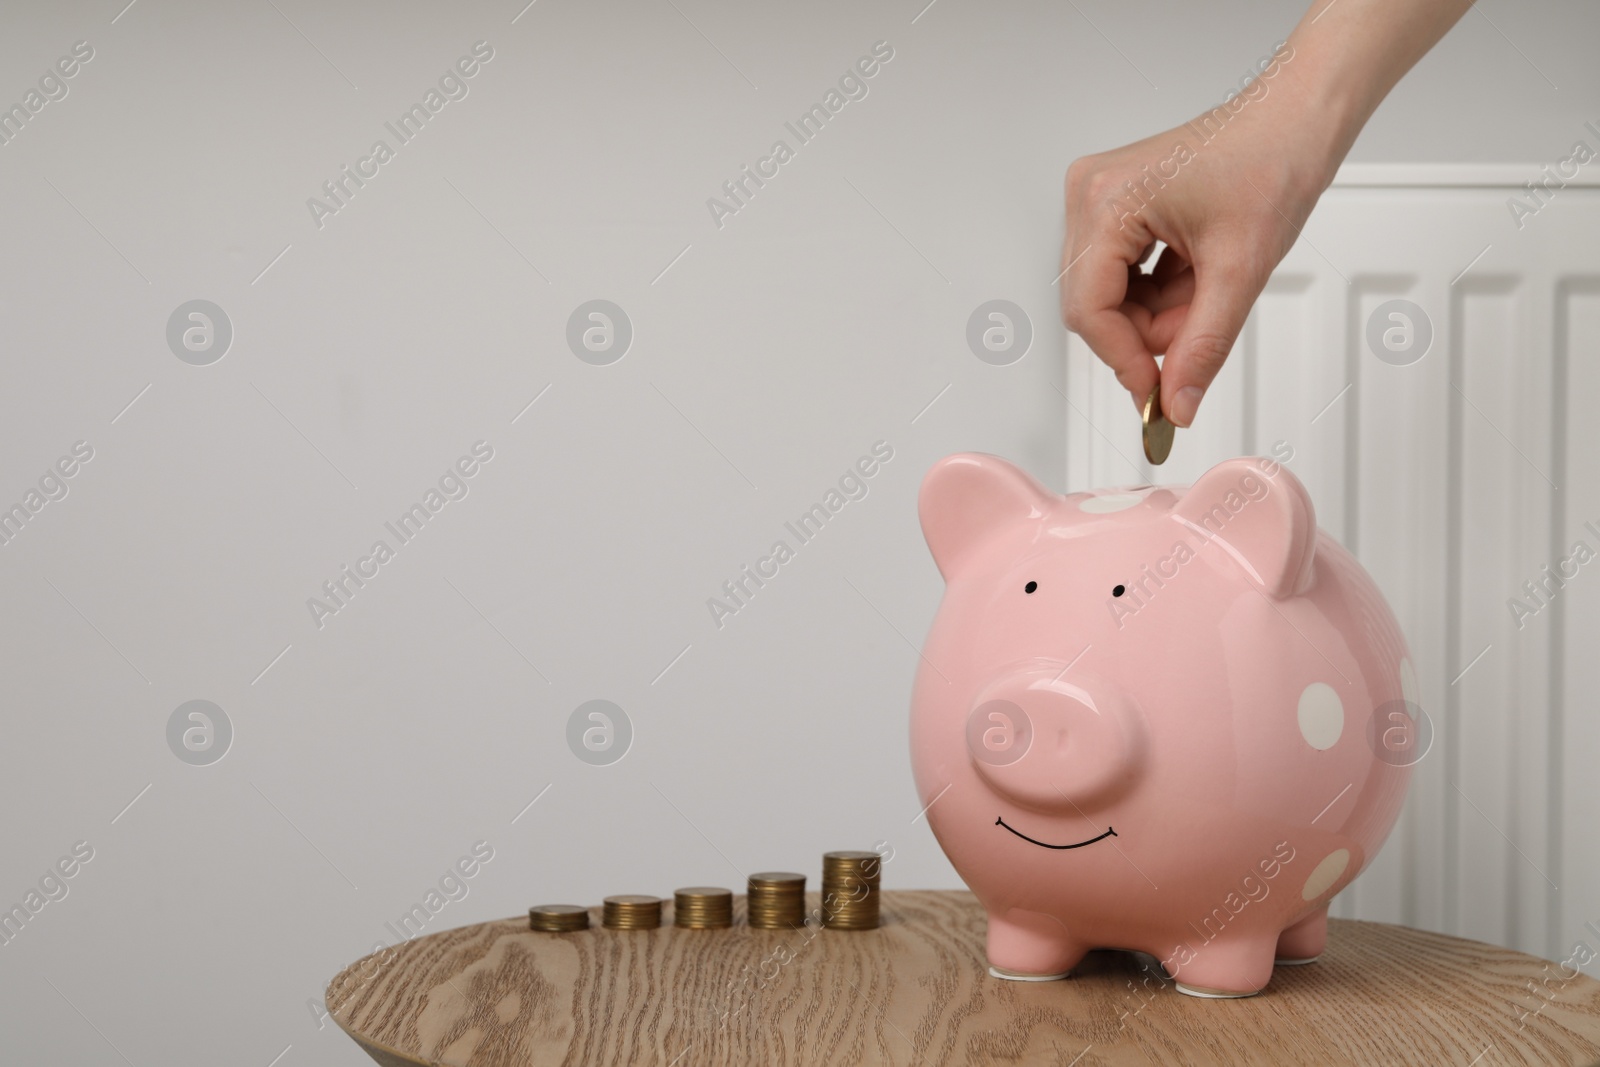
[1172,457,1317,599]
[919,453,1054,580]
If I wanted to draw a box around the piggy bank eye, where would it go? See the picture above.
[1024,581,1038,594]
[1112,584,1126,597]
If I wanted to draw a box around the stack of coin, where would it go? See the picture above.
[820,851,881,930]
[673,886,733,929]
[746,872,806,930]
[529,904,590,932]
[602,895,662,930]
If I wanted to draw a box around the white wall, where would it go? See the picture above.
[1,3,1595,1065]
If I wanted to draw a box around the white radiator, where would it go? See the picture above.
[1065,163,1600,969]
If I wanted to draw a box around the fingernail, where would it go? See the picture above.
[1170,386,1204,427]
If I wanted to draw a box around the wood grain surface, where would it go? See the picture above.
[326,890,1600,1066]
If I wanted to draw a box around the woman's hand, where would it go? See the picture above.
[1060,0,1472,428]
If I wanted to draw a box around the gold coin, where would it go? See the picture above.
[822,852,882,883]
[602,895,662,930]
[819,890,880,930]
[529,904,590,932]
[747,872,807,929]
[673,886,733,929]
[820,852,882,930]
[749,871,806,888]
[1142,385,1174,465]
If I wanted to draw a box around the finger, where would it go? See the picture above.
[1160,261,1263,427]
[1121,272,1198,378]
[1121,260,1196,357]
[1129,298,1187,355]
[1063,241,1159,409]
[1149,244,1190,284]
[1123,267,1163,314]
[1125,267,1195,319]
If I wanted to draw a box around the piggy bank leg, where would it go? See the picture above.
[1273,905,1328,965]
[985,907,1087,981]
[1170,931,1277,998]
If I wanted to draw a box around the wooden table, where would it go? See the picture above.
[327,890,1600,1066]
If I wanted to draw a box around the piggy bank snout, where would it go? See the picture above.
[965,671,1141,812]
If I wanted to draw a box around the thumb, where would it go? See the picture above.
[1161,264,1261,428]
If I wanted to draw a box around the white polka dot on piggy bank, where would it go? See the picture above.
[1302,849,1352,902]
[1297,683,1344,750]
[911,453,1415,998]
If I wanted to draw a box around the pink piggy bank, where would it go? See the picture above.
[910,453,1417,998]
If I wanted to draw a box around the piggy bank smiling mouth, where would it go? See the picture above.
[996,817,1118,850]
